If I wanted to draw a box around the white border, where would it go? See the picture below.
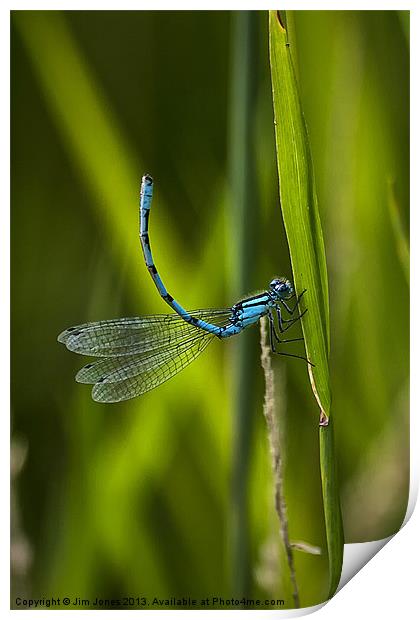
[4,2,417,618]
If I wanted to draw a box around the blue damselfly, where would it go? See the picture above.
[58,175,311,402]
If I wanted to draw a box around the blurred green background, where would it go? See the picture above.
[11,10,409,609]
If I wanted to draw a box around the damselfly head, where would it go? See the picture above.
[269,277,294,300]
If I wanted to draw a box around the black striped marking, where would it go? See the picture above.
[142,209,150,229]
[141,233,150,247]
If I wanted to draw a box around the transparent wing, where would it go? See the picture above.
[57,308,233,357]
[89,331,214,403]
[76,332,208,384]
[58,309,233,403]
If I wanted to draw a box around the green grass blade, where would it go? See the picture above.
[228,11,259,597]
[319,419,343,596]
[269,10,329,416]
[387,179,410,285]
[269,10,343,598]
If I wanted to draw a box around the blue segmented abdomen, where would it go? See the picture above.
[139,176,273,339]
[139,174,224,337]
[218,323,243,339]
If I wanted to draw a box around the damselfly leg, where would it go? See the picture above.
[269,290,314,366]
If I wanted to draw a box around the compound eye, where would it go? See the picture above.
[270,278,280,289]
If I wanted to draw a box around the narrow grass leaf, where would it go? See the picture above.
[269,10,343,597]
[387,179,409,285]
[269,11,329,418]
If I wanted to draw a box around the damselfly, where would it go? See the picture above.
[58,174,311,403]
